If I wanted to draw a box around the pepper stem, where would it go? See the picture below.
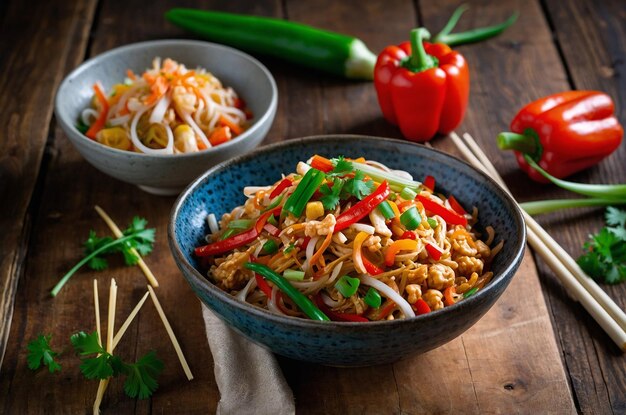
[406,28,438,72]
[497,129,542,161]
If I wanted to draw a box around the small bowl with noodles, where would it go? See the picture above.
[55,39,277,195]
[169,135,526,366]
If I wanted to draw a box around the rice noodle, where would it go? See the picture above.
[207,213,219,234]
[149,93,171,124]
[350,223,375,235]
[236,276,256,301]
[81,108,99,125]
[108,114,131,126]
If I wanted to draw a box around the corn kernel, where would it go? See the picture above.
[306,201,325,220]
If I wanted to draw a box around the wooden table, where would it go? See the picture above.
[1,0,624,413]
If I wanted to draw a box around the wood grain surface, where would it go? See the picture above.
[0,0,624,413]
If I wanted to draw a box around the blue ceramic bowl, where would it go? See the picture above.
[169,135,526,366]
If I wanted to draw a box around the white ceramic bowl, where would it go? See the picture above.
[55,40,277,195]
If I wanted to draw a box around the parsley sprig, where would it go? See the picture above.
[26,334,61,373]
[71,331,164,399]
[51,217,156,296]
[577,207,626,284]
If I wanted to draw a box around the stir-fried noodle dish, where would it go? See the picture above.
[195,155,503,322]
[80,58,251,154]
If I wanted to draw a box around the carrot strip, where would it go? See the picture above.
[86,83,109,139]
[126,69,137,80]
[310,231,333,266]
[219,115,243,136]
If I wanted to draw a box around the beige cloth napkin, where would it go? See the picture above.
[202,304,296,415]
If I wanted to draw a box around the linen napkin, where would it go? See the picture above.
[201,304,296,415]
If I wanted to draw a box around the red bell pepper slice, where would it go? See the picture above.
[362,255,384,275]
[425,243,443,261]
[443,286,462,306]
[447,195,467,215]
[417,194,467,226]
[195,207,281,257]
[423,175,435,192]
[401,231,417,240]
[335,181,390,232]
[412,298,431,315]
[269,178,292,199]
[314,294,369,322]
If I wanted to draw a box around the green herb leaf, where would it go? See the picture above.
[577,208,626,285]
[26,334,61,373]
[319,178,345,210]
[80,355,115,379]
[71,331,106,356]
[122,351,164,399]
[329,156,353,177]
[343,170,375,200]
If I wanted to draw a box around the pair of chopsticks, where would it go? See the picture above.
[449,132,626,352]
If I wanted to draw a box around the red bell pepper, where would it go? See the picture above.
[423,175,436,192]
[412,298,431,315]
[374,28,469,142]
[425,243,443,261]
[269,178,292,199]
[195,207,281,257]
[498,91,623,182]
[334,181,390,232]
[362,255,384,276]
[417,194,467,226]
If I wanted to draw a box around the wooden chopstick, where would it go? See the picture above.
[94,205,159,288]
[449,132,626,351]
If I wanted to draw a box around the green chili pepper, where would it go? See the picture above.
[335,275,360,298]
[364,287,382,308]
[282,168,326,218]
[432,5,518,46]
[165,8,377,80]
[244,262,329,321]
[427,218,438,229]
[400,206,422,230]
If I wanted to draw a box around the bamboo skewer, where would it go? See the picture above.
[148,285,194,380]
[93,280,102,348]
[449,132,626,351]
[113,291,150,349]
[94,205,159,287]
[93,279,117,414]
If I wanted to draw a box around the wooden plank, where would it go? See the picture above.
[0,0,97,371]
[537,0,626,413]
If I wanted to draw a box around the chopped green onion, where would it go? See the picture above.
[351,161,422,193]
[464,287,478,298]
[282,168,326,218]
[378,201,396,220]
[335,275,360,298]
[284,243,296,254]
[262,240,279,254]
[364,287,382,308]
[283,269,305,281]
[263,195,284,212]
[220,228,238,240]
[228,219,253,229]
[427,218,438,229]
[400,206,422,230]
[400,187,417,201]
[267,215,278,226]
[388,192,397,201]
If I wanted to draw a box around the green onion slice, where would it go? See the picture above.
[364,287,382,308]
[283,269,305,281]
[400,206,422,230]
[262,240,279,254]
[335,275,360,297]
[378,200,396,220]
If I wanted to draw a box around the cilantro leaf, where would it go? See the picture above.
[26,334,61,373]
[319,178,344,210]
[577,208,626,285]
[342,170,375,200]
[52,216,156,296]
[122,351,164,399]
[328,156,353,177]
[80,355,114,379]
[606,207,626,227]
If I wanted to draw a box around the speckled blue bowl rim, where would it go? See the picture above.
[168,135,527,331]
[54,39,278,159]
